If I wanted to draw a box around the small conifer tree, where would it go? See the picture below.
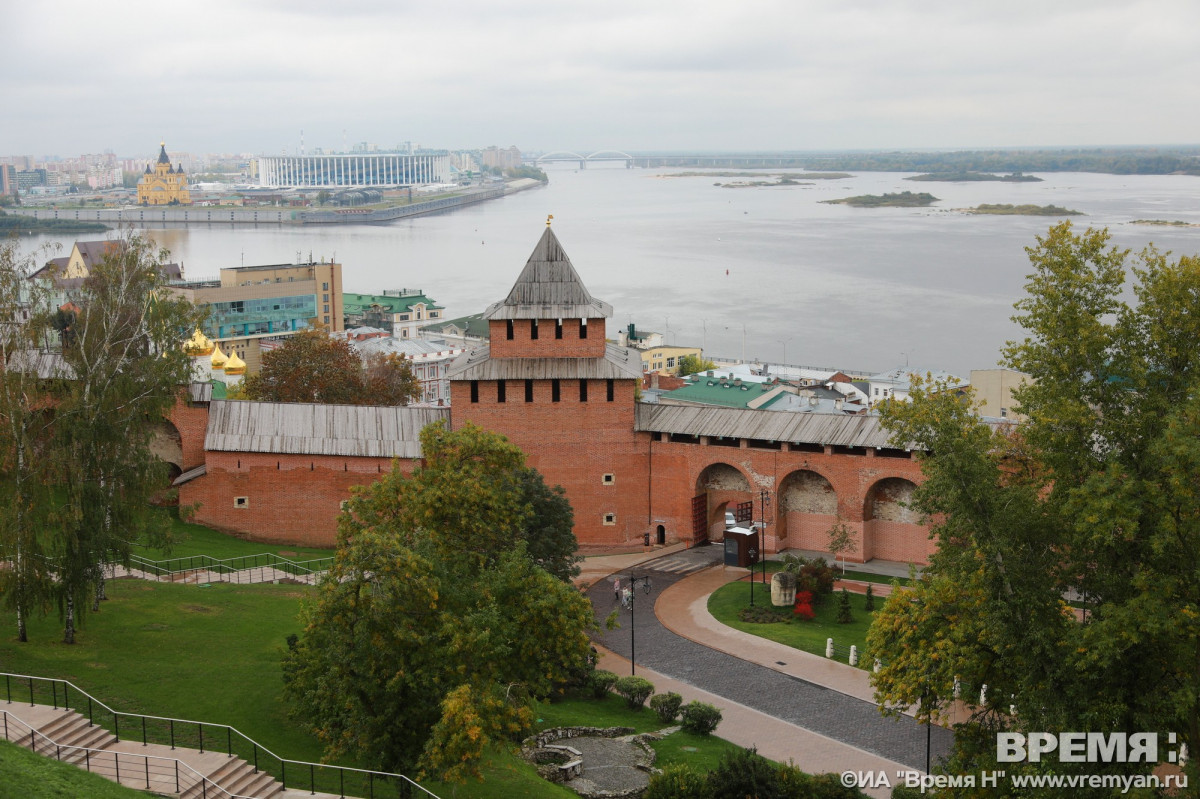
[837,588,854,624]
[865,583,875,612]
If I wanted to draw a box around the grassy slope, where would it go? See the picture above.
[134,508,335,562]
[0,740,147,799]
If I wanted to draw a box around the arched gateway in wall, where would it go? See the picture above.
[694,462,752,543]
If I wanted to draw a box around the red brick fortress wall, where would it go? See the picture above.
[180,451,418,548]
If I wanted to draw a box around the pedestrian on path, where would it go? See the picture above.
[613,577,621,604]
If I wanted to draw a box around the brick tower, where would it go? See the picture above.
[449,222,648,548]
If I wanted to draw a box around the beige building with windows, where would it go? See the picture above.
[167,261,343,373]
[969,368,1031,420]
[639,344,704,375]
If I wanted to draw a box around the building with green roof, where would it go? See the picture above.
[342,290,444,339]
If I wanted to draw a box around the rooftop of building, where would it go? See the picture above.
[421,312,490,338]
[484,226,613,321]
[343,290,443,315]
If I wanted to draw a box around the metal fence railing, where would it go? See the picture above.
[2,708,250,798]
[2,672,436,799]
[121,552,334,585]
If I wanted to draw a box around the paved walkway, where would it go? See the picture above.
[582,545,951,797]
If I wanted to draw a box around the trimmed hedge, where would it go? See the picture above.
[679,701,722,735]
[649,691,683,724]
[613,675,655,709]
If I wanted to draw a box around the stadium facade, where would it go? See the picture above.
[255,152,451,188]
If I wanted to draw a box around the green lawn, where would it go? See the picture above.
[707,580,879,667]
[0,739,149,799]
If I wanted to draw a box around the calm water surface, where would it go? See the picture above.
[20,166,1200,375]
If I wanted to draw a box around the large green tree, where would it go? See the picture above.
[47,234,206,643]
[0,238,58,642]
[283,422,591,780]
[239,328,420,406]
[869,222,1200,792]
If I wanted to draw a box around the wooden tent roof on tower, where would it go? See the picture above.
[483,226,613,321]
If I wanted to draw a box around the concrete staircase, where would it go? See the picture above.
[180,756,285,799]
[24,709,117,764]
[7,706,286,798]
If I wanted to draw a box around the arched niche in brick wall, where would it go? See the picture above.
[148,417,184,479]
[862,476,926,563]
[695,462,752,541]
[777,468,838,551]
[863,477,919,523]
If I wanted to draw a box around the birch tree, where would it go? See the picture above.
[47,234,204,643]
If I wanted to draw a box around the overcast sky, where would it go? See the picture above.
[3,0,1197,159]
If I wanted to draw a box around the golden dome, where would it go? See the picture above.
[210,344,228,371]
[224,351,246,376]
[183,329,214,356]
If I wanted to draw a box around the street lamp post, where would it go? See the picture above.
[760,489,771,591]
[625,574,653,675]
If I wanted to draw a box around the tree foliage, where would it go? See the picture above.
[0,239,58,642]
[283,422,591,780]
[239,328,419,406]
[47,235,206,643]
[677,354,716,376]
[870,221,1200,790]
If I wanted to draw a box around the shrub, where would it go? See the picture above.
[614,675,655,709]
[649,691,683,724]
[644,763,707,799]
[865,583,875,612]
[679,700,722,735]
[793,590,815,621]
[589,669,619,699]
[706,746,781,799]
[778,764,870,797]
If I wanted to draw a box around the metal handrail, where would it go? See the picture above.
[123,552,334,584]
[1,672,437,798]
[1,708,253,798]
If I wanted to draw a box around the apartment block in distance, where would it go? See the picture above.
[168,260,343,373]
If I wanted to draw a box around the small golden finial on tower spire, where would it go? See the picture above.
[546,214,554,227]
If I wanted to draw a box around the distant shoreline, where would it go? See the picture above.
[906,172,1042,183]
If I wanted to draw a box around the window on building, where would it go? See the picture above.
[579,380,588,402]
[525,379,534,402]
[607,379,615,402]
[552,379,561,402]
[1000,407,1008,418]
[602,473,615,485]
[497,380,506,403]
[555,319,563,339]
[531,319,539,340]
[603,513,616,525]
[470,380,479,403]
[323,294,329,302]
[323,304,330,313]
[324,316,330,324]
[234,496,248,508]
[580,319,588,339]
[667,357,675,368]
[506,319,514,340]
[322,282,329,290]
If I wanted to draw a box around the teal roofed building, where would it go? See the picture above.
[342,289,444,340]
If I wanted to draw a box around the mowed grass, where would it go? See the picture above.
[0,578,324,763]
[707,579,878,666]
[0,739,149,799]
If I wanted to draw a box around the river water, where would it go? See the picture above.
[18,165,1200,376]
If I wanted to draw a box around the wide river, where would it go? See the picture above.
[19,165,1200,376]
